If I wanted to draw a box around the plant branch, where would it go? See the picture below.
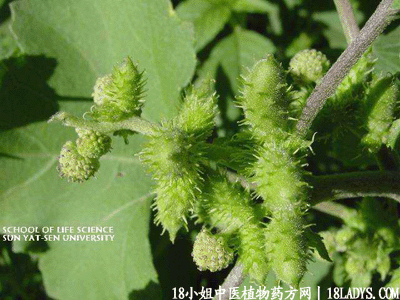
[213,264,245,300]
[334,0,360,43]
[308,171,400,205]
[226,170,400,205]
[49,111,159,136]
[296,0,398,137]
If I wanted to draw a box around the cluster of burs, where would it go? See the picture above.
[55,46,400,288]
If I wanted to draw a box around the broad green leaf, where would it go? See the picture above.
[232,0,281,35]
[0,21,17,59]
[306,229,332,263]
[313,10,364,49]
[0,101,157,300]
[1,0,196,299]
[198,27,275,93]
[0,0,17,60]
[373,25,400,73]
[176,0,232,51]
[10,0,196,121]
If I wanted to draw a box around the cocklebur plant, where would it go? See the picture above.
[50,54,318,287]
[49,21,400,291]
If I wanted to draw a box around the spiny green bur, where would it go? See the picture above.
[141,83,218,242]
[250,137,308,213]
[265,209,310,288]
[362,75,399,152]
[57,141,100,183]
[328,49,374,108]
[289,49,330,84]
[252,141,310,287]
[141,126,202,242]
[289,87,311,119]
[237,54,312,286]
[309,49,374,139]
[75,128,112,158]
[197,172,270,283]
[238,54,288,138]
[177,82,218,140]
[192,229,234,272]
[91,57,145,122]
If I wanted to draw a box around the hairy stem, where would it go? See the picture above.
[334,0,360,43]
[226,170,400,205]
[296,0,397,137]
[49,111,159,136]
[309,171,400,205]
[212,264,245,300]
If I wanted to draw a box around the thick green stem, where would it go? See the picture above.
[49,111,159,136]
[296,0,398,137]
[309,171,400,205]
[334,0,360,43]
[226,170,400,205]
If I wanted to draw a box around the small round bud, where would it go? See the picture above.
[290,49,330,84]
[57,141,100,182]
[75,128,112,158]
[192,229,234,272]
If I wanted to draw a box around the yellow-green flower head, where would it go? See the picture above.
[192,229,234,272]
[75,128,112,158]
[290,49,330,84]
[57,141,100,182]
